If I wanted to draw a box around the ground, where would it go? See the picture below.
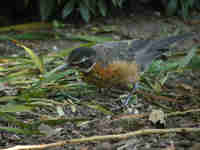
[0,9,200,150]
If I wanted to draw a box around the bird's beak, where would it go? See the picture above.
[55,63,69,72]
[48,63,69,75]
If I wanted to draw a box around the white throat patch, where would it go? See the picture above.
[82,62,96,73]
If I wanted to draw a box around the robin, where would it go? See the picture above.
[55,33,195,104]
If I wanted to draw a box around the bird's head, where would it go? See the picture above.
[64,47,97,73]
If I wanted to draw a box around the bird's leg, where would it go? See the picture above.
[122,82,139,105]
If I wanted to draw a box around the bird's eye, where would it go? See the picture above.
[79,57,89,63]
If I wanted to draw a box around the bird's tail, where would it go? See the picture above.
[134,32,196,71]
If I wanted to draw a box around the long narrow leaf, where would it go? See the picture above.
[79,1,90,22]
[62,0,76,18]
[12,40,45,73]
[0,127,41,135]
[40,0,56,21]
[179,46,198,68]
[98,0,107,16]
[0,104,33,113]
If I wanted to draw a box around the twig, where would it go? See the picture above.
[111,108,200,122]
[167,109,200,117]
[136,90,177,102]
[2,128,200,150]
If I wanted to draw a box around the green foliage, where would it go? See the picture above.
[166,0,200,19]
[39,0,57,21]
[6,0,198,23]
[62,0,125,22]
[38,0,125,22]
[178,46,198,68]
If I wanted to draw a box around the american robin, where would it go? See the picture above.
[56,33,195,104]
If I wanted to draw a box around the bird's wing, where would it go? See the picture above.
[133,32,195,71]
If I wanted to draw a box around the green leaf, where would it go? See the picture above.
[14,40,45,74]
[188,0,195,7]
[179,46,198,68]
[119,0,125,7]
[0,112,28,128]
[84,0,91,8]
[187,55,200,70]
[39,0,56,21]
[0,104,33,113]
[159,72,169,86]
[62,0,76,18]
[58,33,113,43]
[98,0,107,17]
[87,0,97,15]
[0,127,35,135]
[181,4,189,20]
[6,69,33,79]
[166,0,178,16]
[112,0,124,7]
[0,96,18,102]
[0,32,54,41]
[180,0,195,20]
[112,0,118,7]
[79,1,90,22]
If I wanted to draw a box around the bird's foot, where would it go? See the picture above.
[120,93,138,106]
[121,82,139,105]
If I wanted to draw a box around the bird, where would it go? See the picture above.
[55,33,195,104]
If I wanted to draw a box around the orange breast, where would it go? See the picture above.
[81,60,140,89]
